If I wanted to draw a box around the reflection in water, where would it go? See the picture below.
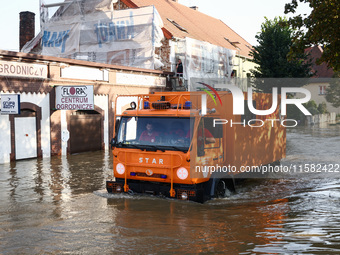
[0,125,339,254]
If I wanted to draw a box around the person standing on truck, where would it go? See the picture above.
[139,122,160,143]
[176,59,183,77]
[176,59,184,86]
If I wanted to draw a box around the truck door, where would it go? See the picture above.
[196,118,224,176]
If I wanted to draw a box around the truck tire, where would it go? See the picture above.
[215,179,235,198]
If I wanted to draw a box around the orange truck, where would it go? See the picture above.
[106,91,286,202]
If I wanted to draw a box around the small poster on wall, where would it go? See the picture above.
[55,85,94,110]
[0,94,21,115]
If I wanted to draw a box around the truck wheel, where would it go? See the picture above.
[216,180,231,198]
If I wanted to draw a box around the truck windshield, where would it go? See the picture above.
[116,117,194,152]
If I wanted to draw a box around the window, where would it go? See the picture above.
[319,85,327,95]
[224,37,240,49]
[167,18,188,33]
[197,118,221,157]
[117,116,194,151]
[118,117,137,142]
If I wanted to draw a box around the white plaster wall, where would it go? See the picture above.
[19,92,51,158]
[0,92,51,163]
[303,83,340,114]
[94,95,109,149]
[0,114,11,164]
[241,58,257,78]
[116,96,138,114]
[116,72,166,87]
[61,110,68,156]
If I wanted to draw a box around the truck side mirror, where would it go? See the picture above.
[110,138,116,148]
[115,119,120,133]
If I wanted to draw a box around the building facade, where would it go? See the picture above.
[23,0,256,91]
[0,50,169,164]
[303,46,339,114]
[0,0,260,164]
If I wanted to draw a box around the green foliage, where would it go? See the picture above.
[304,100,318,109]
[326,72,340,108]
[250,17,312,92]
[308,106,320,115]
[317,102,328,114]
[287,100,329,122]
[302,100,320,115]
[284,0,340,72]
[286,104,306,123]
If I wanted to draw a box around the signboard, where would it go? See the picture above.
[1,94,21,114]
[0,61,47,79]
[55,86,94,110]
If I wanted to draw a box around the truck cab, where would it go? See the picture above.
[106,91,286,202]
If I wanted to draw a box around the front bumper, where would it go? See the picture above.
[106,178,209,203]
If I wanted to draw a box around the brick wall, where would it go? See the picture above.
[155,38,172,72]
[19,12,35,50]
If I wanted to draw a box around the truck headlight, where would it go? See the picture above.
[177,167,188,180]
[116,163,125,175]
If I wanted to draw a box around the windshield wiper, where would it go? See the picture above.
[117,141,145,151]
[117,141,186,152]
[163,146,188,153]
[116,141,125,147]
[142,145,165,152]
[127,144,145,151]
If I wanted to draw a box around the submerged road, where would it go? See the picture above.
[0,124,339,254]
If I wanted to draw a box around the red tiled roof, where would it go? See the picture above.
[121,0,253,58]
[305,46,334,78]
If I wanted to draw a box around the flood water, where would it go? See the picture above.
[1,124,340,254]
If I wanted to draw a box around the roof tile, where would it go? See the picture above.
[122,0,253,58]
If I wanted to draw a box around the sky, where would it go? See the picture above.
[0,0,311,52]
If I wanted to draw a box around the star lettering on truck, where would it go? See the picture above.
[139,157,164,164]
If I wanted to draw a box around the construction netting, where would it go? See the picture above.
[173,37,236,90]
[22,0,164,70]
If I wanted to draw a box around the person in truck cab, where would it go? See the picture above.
[139,122,160,143]
[167,121,189,145]
[196,121,216,144]
[169,121,186,137]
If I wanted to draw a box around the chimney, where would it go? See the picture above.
[20,11,35,51]
[190,6,199,11]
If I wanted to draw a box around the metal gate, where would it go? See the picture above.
[69,111,102,154]
[15,117,37,160]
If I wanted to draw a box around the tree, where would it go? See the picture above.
[326,72,340,108]
[250,17,312,93]
[317,102,328,114]
[284,0,340,72]
[304,100,319,115]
